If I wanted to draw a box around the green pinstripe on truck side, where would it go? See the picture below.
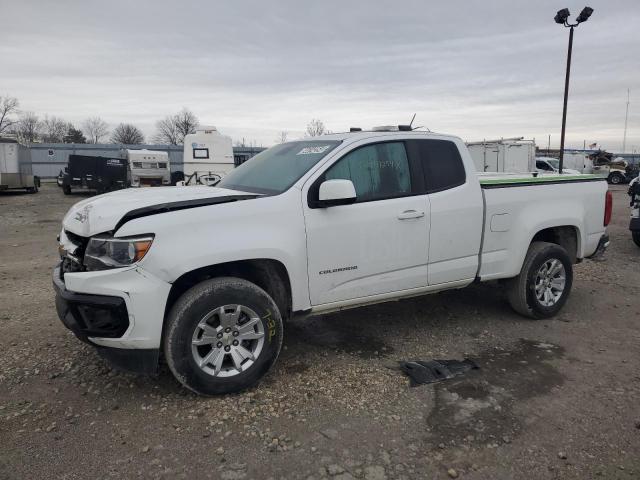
[479,174,602,187]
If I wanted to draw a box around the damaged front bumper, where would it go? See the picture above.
[52,264,171,374]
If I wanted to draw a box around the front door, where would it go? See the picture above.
[303,140,430,306]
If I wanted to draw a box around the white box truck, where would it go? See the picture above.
[127,149,171,187]
[181,126,234,186]
[0,138,38,193]
[466,138,536,173]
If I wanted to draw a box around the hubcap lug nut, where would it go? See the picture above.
[217,332,223,339]
[232,331,239,337]
[233,340,239,346]
[225,327,231,333]
[224,346,230,352]
[217,341,223,348]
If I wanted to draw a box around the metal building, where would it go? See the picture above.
[27,143,266,179]
[29,143,184,178]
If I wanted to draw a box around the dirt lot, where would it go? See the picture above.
[1,183,638,480]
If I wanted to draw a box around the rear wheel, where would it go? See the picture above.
[609,172,624,185]
[506,241,573,319]
[62,185,71,195]
[633,232,640,248]
[164,277,283,395]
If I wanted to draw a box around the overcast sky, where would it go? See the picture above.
[1,0,638,151]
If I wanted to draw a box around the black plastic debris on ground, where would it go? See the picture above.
[399,359,479,386]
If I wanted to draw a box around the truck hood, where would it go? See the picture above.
[62,186,258,237]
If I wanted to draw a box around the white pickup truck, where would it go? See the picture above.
[53,130,611,395]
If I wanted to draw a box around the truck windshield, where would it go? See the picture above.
[218,140,341,195]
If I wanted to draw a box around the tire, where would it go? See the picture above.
[27,185,38,193]
[506,241,573,319]
[164,277,284,395]
[609,173,624,185]
[633,232,640,248]
[62,185,71,195]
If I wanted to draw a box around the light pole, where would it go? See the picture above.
[554,6,593,173]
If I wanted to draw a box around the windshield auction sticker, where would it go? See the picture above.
[297,145,331,155]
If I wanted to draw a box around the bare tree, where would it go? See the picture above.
[16,112,41,143]
[306,119,326,137]
[154,116,180,145]
[174,108,199,142]
[153,108,199,145]
[0,95,19,134]
[276,131,288,143]
[82,117,110,144]
[41,115,68,143]
[111,123,145,144]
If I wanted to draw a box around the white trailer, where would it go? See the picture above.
[0,138,38,192]
[127,149,171,187]
[466,138,536,173]
[182,126,234,185]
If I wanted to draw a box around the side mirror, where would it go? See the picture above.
[317,179,357,207]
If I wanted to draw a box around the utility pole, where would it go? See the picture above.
[623,89,630,153]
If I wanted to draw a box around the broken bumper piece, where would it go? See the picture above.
[400,359,479,386]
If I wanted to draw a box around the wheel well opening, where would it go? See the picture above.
[164,259,292,331]
[531,226,579,263]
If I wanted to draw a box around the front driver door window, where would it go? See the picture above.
[303,141,430,306]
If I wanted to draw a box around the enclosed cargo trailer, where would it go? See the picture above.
[0,138,38,193]
[60,155,128,194]
[466,138,536,173]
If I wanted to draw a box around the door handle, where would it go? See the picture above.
[397,209,425,220]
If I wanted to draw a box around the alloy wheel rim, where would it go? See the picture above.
[191,304,265,378]
[534,259,566,307]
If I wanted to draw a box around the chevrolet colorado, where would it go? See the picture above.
[53,130,611,395]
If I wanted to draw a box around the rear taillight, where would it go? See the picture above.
[604,190,613,226]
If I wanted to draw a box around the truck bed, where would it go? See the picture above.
[476,172,608,281]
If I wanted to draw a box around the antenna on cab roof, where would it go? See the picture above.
[398,113,424,132]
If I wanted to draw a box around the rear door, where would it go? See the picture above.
[406,139,483,285]
[303,140,430,306]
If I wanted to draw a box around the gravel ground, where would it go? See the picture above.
[0,183,639,480]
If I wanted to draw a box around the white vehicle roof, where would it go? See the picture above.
[293,129,460,145]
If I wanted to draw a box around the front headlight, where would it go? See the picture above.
[83,235,154,271]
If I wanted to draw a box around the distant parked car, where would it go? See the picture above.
[536,157,581,175]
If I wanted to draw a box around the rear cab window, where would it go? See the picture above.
[406,139,466,193]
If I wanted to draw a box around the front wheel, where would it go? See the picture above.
[633,232,640,248]
[164,277,283,395]
[506,242,573,319]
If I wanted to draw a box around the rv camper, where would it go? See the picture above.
[127,149,171,187]
[181,126,234,185]
[0,138,38,193]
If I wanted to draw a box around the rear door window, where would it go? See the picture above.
[407,139,466,193]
